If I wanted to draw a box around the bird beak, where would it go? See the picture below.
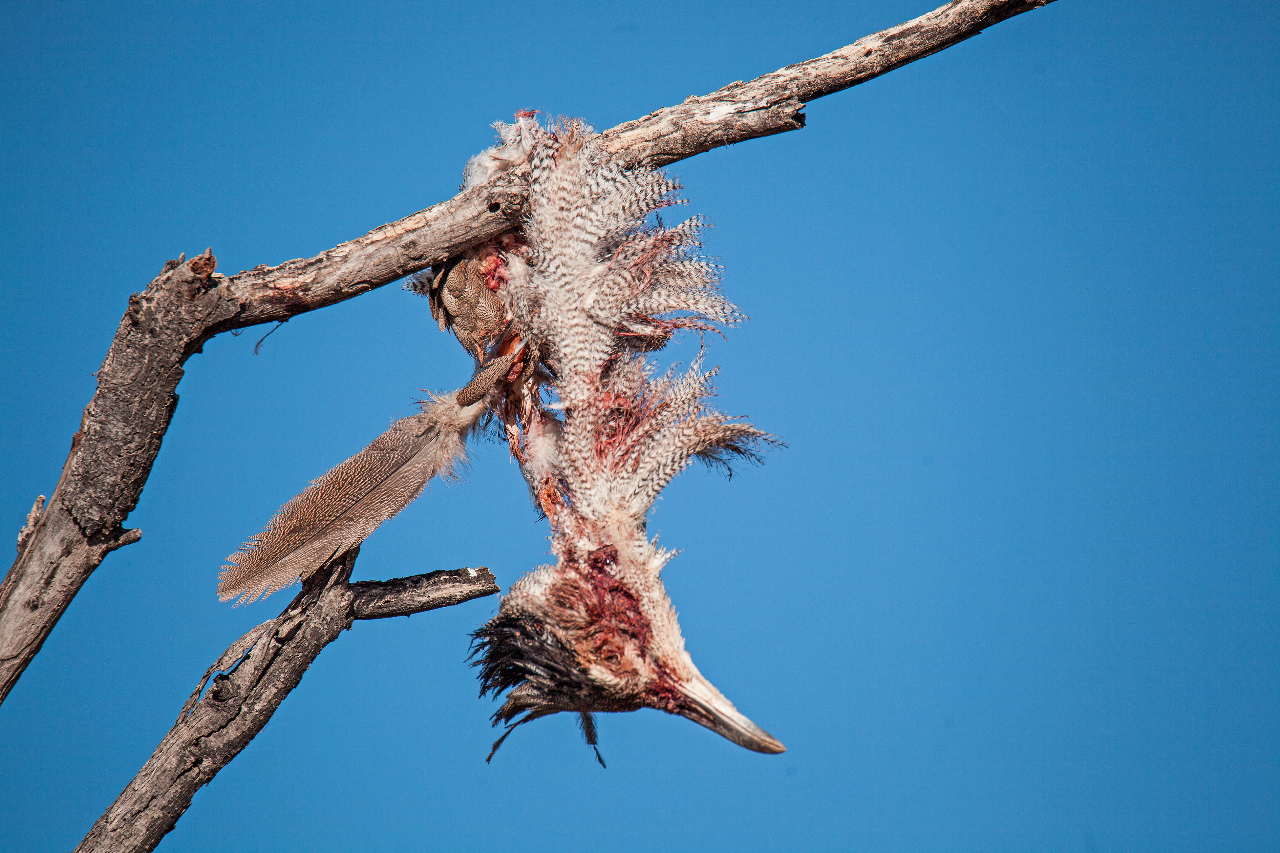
[674,674,786,754]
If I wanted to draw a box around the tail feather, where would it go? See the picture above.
[218,394,486,604]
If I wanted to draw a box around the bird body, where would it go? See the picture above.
[219,114,783,757]
[422,256,507,363]
[466,117,784,757]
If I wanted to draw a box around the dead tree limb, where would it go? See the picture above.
[10,0,1062,848]
[0,176,523,705]
[600,0,1057,166]
[74,553,499,853]
[0,0,1056,707]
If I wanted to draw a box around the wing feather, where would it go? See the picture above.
[218,394,485,604]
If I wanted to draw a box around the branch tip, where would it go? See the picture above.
[350,567,499,621]
[15,496,45,555]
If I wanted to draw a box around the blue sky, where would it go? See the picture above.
[1,1,1276,851]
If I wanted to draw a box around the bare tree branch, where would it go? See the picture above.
[74,554,499,853]
[0,179,522,704]
[350,569,497,619]
[1,0,1063,848]
[0,0,1056,707]
[600,0,1057,166]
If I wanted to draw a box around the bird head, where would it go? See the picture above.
[472,537,784,761]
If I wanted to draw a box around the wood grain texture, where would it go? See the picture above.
[0,178,523,703]
[0,252,225,702]
[351,567,497,619]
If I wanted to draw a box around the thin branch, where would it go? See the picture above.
[0,0,1056,707]
[351,568,497,619]
[74,553,499,853]
[599,0,1057,167]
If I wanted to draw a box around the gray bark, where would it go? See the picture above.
[600,0,1057,166]
[0,3,1064,849]
[0,0,1056,705]
[74,554,498,853]
[0,173,522,704]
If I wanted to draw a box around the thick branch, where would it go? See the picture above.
[0,0,1056,707]
[0,252,224,704]
[75,555,498,853]
[0,177,522,704]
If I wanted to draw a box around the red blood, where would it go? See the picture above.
[481,254,508,292]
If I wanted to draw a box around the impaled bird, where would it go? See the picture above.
[219,114,785,761]
[466,118,784,760]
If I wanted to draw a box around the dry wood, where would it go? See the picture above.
[0,181,521,704]
[74,554,498,853]
[1,0,1056,706]
[0,0,1068,849]
[600,0,1056,167]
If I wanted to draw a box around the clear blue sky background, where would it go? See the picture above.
[1,1,1276,851]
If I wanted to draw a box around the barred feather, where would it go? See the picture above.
[472,117,783,759]
[503,119,767,525]
[218,394,486,604]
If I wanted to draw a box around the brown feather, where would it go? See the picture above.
[218,393,486,604]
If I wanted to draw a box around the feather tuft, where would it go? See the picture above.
[471,116,784,757]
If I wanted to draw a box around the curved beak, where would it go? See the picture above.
[675,674,785,754]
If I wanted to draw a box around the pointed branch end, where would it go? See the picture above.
[15,495,46,555]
